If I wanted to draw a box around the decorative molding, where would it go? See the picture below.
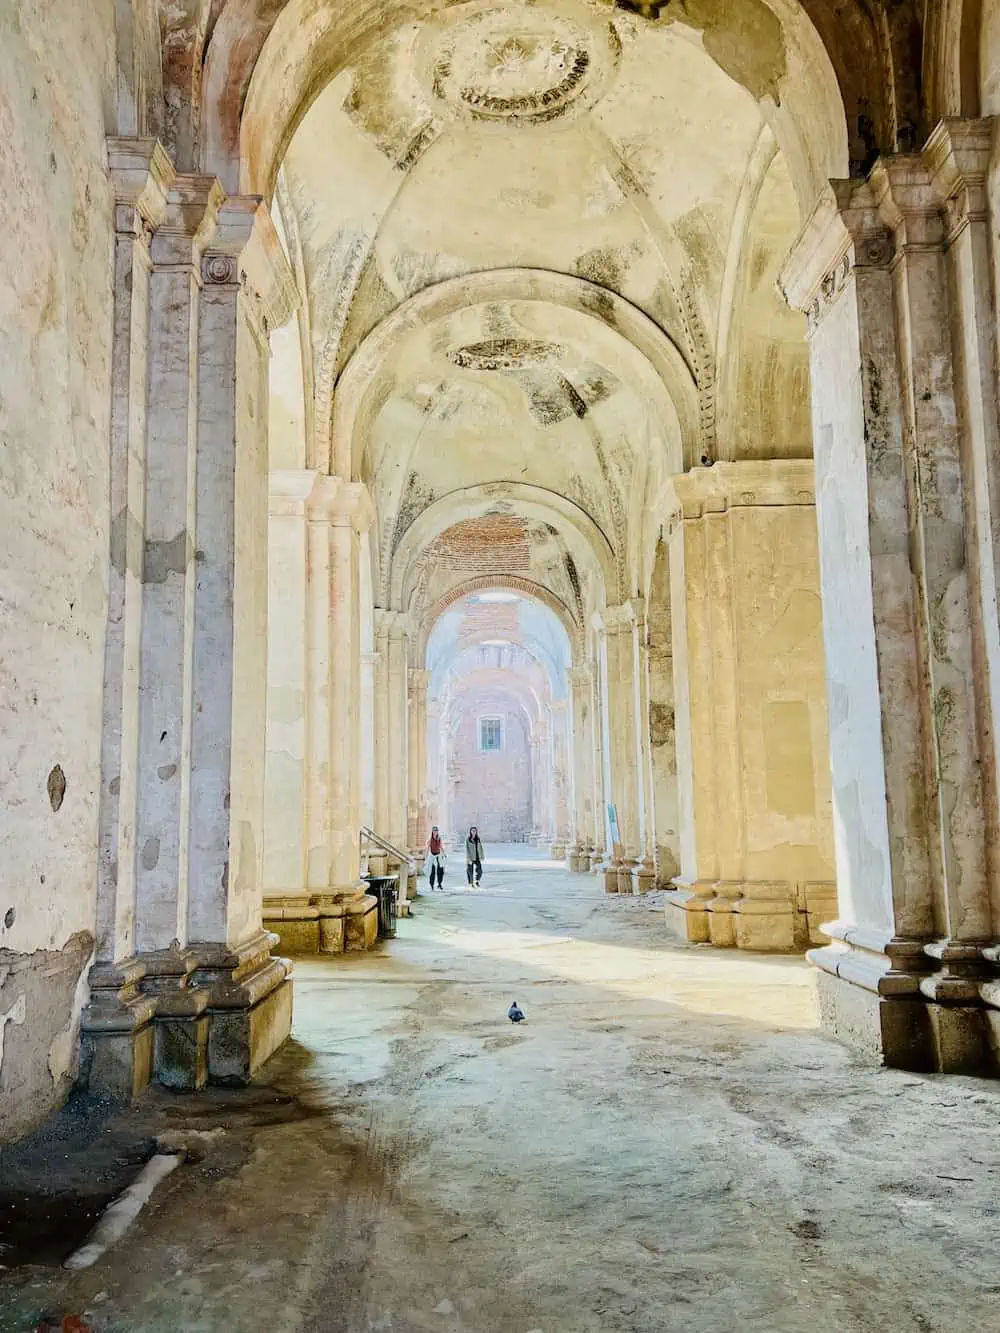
[664,459,816,526]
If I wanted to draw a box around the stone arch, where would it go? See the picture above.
[389,483,618,613]
[417,576,581,661]
[325,268,696,483]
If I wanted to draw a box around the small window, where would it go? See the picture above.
[480,717,503,752]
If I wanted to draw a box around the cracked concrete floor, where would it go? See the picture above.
[4,846,1000,1332]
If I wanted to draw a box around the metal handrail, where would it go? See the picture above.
[359,826,416,874]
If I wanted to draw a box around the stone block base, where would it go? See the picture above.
[83,937,294,1098]
[264,890,384,955]
[603,863,621,893]
[345,895,379,951]
[265,916,321,955]
[83,1022,155,1102]
[568,850,591,872]
[155,1015,209,1090]
[663,886,711,943]
[815,965,999,1075]
[632,864,656,894]
[664,880,835,953]
[209,977,294,1083]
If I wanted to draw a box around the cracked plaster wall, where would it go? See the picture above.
[0,1,120,1139]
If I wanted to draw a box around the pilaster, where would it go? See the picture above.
[661,461,835,951]
[84,140,298,1094]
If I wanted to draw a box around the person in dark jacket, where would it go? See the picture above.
[465,827,484,886]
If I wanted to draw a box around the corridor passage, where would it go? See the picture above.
[5,858,1000,1332]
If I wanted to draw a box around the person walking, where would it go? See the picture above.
[465,826,484,886]
[426,825,447,890]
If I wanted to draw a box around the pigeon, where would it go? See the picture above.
[508,1000,526,1024]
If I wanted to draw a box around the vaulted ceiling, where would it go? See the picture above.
[261,0,850,614]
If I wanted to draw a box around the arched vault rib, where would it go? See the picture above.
[326,268,698,480]
[417,576,581,661]
[390,484,618,613]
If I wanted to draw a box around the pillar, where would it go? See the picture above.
[645,571,681,886]
[549,699,571,860]
[633,606,657,894]
[589,644,607,871]
[426,697,443,833]
[597,603,643,893]
[85,140,297,1096]
[261,470,316,952]
[373,610,410,883]
[662,462,835,951]
[568,666,594,871]
[530,722,551,845]
[408,669,430,856]
[780,118,1000,1071]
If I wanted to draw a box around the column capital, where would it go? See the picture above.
[308,477,375,533]
[268,469,320,515]
[106,136,175,238]
[869,156,943,251]
[374,608,410,639]
[925,117,994,241]
[779,177,891,330]
[203,195,299,334]
[151,173,226,269]
[598,599,645,633]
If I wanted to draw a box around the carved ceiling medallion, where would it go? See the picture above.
[422,3,619,127]
[448,337,562,369]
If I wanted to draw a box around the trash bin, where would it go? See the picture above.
[364,874,399,939]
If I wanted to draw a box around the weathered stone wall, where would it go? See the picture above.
[450,698,533,843]
[0,1,119,1138]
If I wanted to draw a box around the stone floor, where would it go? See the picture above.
[4,846,1000,1332]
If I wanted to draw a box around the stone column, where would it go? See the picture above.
[426,697,443,832]
[408,669,430,856]
[372,612,392,863]
[360,652,378,833]
[568,665,594,871]
[530,723,551,845]
[84,145,297,1096]
[646,580,681,887]
[662,462,835,951]
[549,698,571,860]
[373,610,411,884]
[779,121,1000,1071]
[598,604,643,892]
[589,644,607,871]
[261,470,317,952]
[633,607,657,894]
[90,140,173,1093]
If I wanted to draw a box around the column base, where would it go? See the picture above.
[617,859,638,895]
[811,932,1000,1075]
[550,842,567,861]
[632,860,656,894]
[568,845,591,872]
[602,859,621,893]
[663,881,715,943]
[82,932,294,1096]
[264,889,380,953]
[664,880,836,952]
[263,894,321,955]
